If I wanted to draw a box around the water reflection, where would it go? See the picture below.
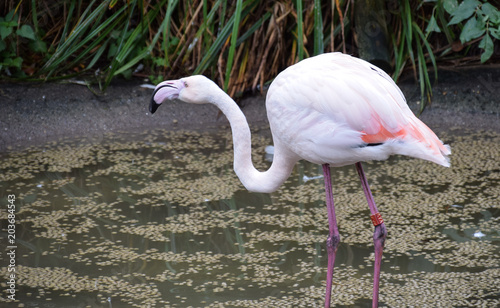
[0,129,499,307]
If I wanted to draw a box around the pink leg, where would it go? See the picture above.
[322,164,340,308]
[355,162,387,308]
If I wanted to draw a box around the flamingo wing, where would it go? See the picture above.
[266,53,450,167]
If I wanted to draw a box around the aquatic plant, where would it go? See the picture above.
[0,129,499,306]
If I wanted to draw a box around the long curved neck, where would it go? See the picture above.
[210,91,298,193]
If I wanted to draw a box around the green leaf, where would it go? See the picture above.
[491,27,500,40]
[413,21,436,113]
[414,22,438,82]
[6,56,23,68]
[149,74,163,85]
[235,11,271,46]
[0,40,5,52]
[31,0,40,36]
[106,0,169,88]
[443,0,459,15]
[194,0,259,75]
[481,3,500,24]
[0,25,13,40]
[16,25,36,40]
[160,0,180,68]
[313,0,324,55]
[0,20,18,28]
[109,0,119,8]
[87,39,108,69]
[479,33,493,63]
[119,68,132,79]
[41,0,106,73]
[426,15,441,34]
[41,0,124,76]
[5,9,17,22]
[109,0,170,83]
[448,0,480,25]
[30,39,47,53]
[460,16,485,42]
[223,0,243,92]
[108,43,118,58]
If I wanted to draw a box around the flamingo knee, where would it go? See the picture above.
[326,233,341,252]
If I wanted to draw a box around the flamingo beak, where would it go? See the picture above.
[149,80,184,114]
[149,95,161,114]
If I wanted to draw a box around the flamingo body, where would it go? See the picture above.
[149,52,451,307]
[265,53,450,167]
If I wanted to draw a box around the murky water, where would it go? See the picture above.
[0,128,499,307]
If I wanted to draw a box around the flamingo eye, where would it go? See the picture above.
[183,81,188,87]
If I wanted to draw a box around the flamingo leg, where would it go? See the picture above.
[355,162,387,308]
[322,164,340,308]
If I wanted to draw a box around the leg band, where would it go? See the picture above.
[370,212,384,226]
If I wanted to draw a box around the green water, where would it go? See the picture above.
[0,128,499,307]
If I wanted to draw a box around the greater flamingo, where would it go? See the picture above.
[149,52,451,307]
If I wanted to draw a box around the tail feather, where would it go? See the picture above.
[406,118,451,167]
[361,114,451,167]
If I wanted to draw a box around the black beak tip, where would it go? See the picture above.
[149,97,159,114]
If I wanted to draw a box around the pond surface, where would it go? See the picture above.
[0,128,499,307]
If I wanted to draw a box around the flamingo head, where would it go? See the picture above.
[150,75,220,114]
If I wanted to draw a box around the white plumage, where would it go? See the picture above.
[266,53,450,167]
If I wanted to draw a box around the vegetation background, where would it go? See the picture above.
[1,0,499,111]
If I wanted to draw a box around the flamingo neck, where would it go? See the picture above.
[211,91,297,193]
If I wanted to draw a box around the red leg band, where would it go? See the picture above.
[370,212,384,226]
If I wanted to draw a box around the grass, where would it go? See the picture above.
[392,1,439,113]
[0,0,497,108]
